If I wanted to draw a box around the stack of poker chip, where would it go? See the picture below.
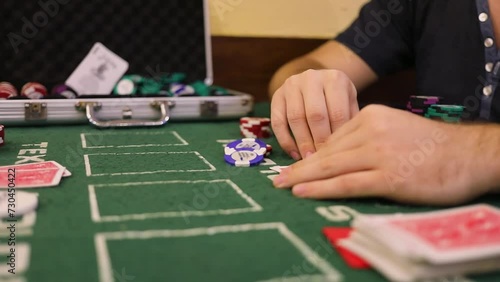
[240,117,273,139]
[224,138,270,167]
[170,83,196,97]
[0,82,18,99]
[407,96,441,116]
[141,78,164,95]
[51,84,78,99]
[0,125,5,147]
[425,105,465,123]
[21,82,48,99]
[114,75,144,96]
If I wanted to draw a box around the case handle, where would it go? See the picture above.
[80,101,171,128]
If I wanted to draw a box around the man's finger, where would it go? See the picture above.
[271,89,300,160]
[302,73,333,150]
[323,73,353,132]
[285,83,316,159]
[274,147,375,188]
[290,170,388,199]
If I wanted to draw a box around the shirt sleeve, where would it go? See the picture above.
[335,0,415,76]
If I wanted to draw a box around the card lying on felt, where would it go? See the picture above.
[339,204,500,282]
[322,227,370,269]
[0,161,71,189]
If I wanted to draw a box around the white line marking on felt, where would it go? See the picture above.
[95,234,113,282]
[260,158,277,166]
[81,131,189,149]
[80,133,88,149]
[171,131,189,145]
[316,206,361,222]
[94,222,342,282]
[257,275,337,282]
[260,170,276,174]
[0,244,30,275]
[216,139,236,144]
[84,151,216,176]
[84,154,92,177]
[88,185,101,223]
[276,224,341,281]
[88,180,262,223]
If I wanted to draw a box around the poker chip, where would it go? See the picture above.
[51,84,77,99]
[170,83,196,96]
[21,82,48,99]
[0,191,38,219]
[425,105,465,123]
[210,86,230,96]
[114,75,143,96]
[224,148,265,167]
[190,81,210,96]
[407,96,442,116]
[225,138,267,155]
[265,144,272,157]
[0,82,18,99]
[240,117,273,139]
[224,138,267,167]
[141,78,163,95]
[0,125,4,147]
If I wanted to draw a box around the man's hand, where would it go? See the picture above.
[273,105,500,206]
[271,69,359,160]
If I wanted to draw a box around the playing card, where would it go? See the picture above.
[352,204,500,264]
[0,168,64,189]
[0,161,72,178]
[322,227,370,269]
[339,231,500,282]
[0,161,67,189]
[65,42,129,95]
[0,191,38,219]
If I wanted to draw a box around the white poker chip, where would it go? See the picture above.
[115,79,136,95]
[170,83,195,96]
[0,191,38,219]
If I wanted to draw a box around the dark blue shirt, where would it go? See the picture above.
[336,0,500,122]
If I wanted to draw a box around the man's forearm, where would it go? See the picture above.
[268,56,325,97]
[467,124,500,193]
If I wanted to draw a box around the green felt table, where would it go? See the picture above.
[0,103,499,282]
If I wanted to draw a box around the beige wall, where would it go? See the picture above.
[209,0,369,39]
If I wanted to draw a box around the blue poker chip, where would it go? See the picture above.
[224,138,267,156]
[224,148,264,167]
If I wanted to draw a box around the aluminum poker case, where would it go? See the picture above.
[0,0,253,128]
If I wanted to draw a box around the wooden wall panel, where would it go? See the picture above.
[212,36,414,108]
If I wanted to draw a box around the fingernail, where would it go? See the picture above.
[293,185,307,197]
[305,151,314,159]
[273,175,287,188]
[290,151,301,161]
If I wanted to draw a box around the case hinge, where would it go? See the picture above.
[200,101,218,118]
[24,103,48,121]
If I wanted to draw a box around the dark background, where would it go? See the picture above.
[0,0,413,104]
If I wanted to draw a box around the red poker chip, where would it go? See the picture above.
[0,82,18,99]
[0,125,5,147]
[240,117,271,126]
[21,82,48,99]
[240,117,273,139]
[265,144,272,157]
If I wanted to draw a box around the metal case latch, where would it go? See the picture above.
[24,103,48,121]
[200,101,218,118]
